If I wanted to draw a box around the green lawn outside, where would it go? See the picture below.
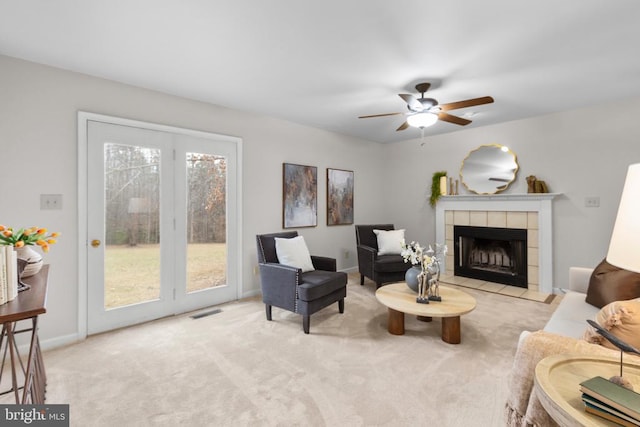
[105,243,226,308]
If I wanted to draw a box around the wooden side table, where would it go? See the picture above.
[0,264,49,404]
[534,354,640,427]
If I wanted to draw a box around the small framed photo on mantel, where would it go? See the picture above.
[282,163,318,228]
[326,168,354,226]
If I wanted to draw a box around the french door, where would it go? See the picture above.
[85,118,239,334]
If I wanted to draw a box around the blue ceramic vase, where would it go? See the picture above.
[405,265,423,292]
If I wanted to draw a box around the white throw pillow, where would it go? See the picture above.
[274,235,315,273]
[373,229,405,255]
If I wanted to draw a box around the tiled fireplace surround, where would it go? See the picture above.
[435,194,558,294]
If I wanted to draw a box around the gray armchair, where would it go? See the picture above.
[355,224,412,288]
[256,231,347,334]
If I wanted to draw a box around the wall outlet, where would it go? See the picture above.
[253,266,259,276]
[40,194,63,210]
[344,250,350,259]
[584,196,600,208]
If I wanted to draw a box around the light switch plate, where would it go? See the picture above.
[584,196,600,208]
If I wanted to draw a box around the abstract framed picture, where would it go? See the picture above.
[282,163,318,228]
[326,168,354,226]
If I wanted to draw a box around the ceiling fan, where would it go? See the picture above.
[358,82,494,131]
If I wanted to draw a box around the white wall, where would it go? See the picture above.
[0,55,386,347]
[381,96,640,290]
[3,52,640,348]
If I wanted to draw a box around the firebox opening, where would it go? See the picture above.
[454,225,528,288]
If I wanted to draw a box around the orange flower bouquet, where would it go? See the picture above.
[0,225,61,252]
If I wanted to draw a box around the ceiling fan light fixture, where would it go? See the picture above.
[407,112,438,128]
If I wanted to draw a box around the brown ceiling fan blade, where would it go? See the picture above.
[398,94,423,111]
[438,112,472,126]
[439,96,494,111]
[396,121,409,131]
[358,112,403,119]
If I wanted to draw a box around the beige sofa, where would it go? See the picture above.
[505,267,620,427]
[542,267,599,338]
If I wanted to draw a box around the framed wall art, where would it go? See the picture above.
[326,168,354,226]
[282,163,318,228]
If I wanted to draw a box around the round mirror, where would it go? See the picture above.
[460,144,519,194]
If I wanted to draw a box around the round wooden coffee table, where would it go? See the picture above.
[535,354,640,427]
[375,282,476,344]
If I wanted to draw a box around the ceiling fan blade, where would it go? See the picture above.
[439,96,494,111]
[396,121,409,131]
[438,112,472,126]
[398,94,423,111]
[358,112,403,119]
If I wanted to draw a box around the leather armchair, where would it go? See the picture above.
[355,224,411,288]
[256,231,347,334]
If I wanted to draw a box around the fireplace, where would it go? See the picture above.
[454,225,528,288]
[435,194,559,294]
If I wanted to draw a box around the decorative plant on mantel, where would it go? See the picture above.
[430,171,447,207]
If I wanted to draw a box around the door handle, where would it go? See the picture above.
[91,239,101,248]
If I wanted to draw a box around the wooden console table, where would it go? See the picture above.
[0,264,48,404]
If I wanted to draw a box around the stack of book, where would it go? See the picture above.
[0,245,19,305]
[581,376,640,426]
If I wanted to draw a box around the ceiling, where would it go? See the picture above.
[1,1,640,143]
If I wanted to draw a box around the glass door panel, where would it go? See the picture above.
[86,116,239,334]
[173,136,238,314]
[104,143,161,308]
[87,120,174,335]
[185,153,227,293]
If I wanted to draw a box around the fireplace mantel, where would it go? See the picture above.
[435,193,561,294]
[438,193,560,203]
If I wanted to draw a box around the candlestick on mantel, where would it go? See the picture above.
[440,176,447,195]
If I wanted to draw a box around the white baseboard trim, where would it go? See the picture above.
[12,332,82,356]
[40,333,82,351]
[241,289,261,299]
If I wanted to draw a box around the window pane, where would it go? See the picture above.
[186,153,227,292]
[104,143,161,309]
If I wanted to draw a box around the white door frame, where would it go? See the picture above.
[77,111,243,339]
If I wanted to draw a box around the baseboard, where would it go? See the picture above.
[10,332,83,355]
[241,289,261,299]
[40,333,82,351]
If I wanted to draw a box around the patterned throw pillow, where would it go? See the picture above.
[583,299,640,351]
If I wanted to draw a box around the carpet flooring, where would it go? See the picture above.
[43,276,556,426]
